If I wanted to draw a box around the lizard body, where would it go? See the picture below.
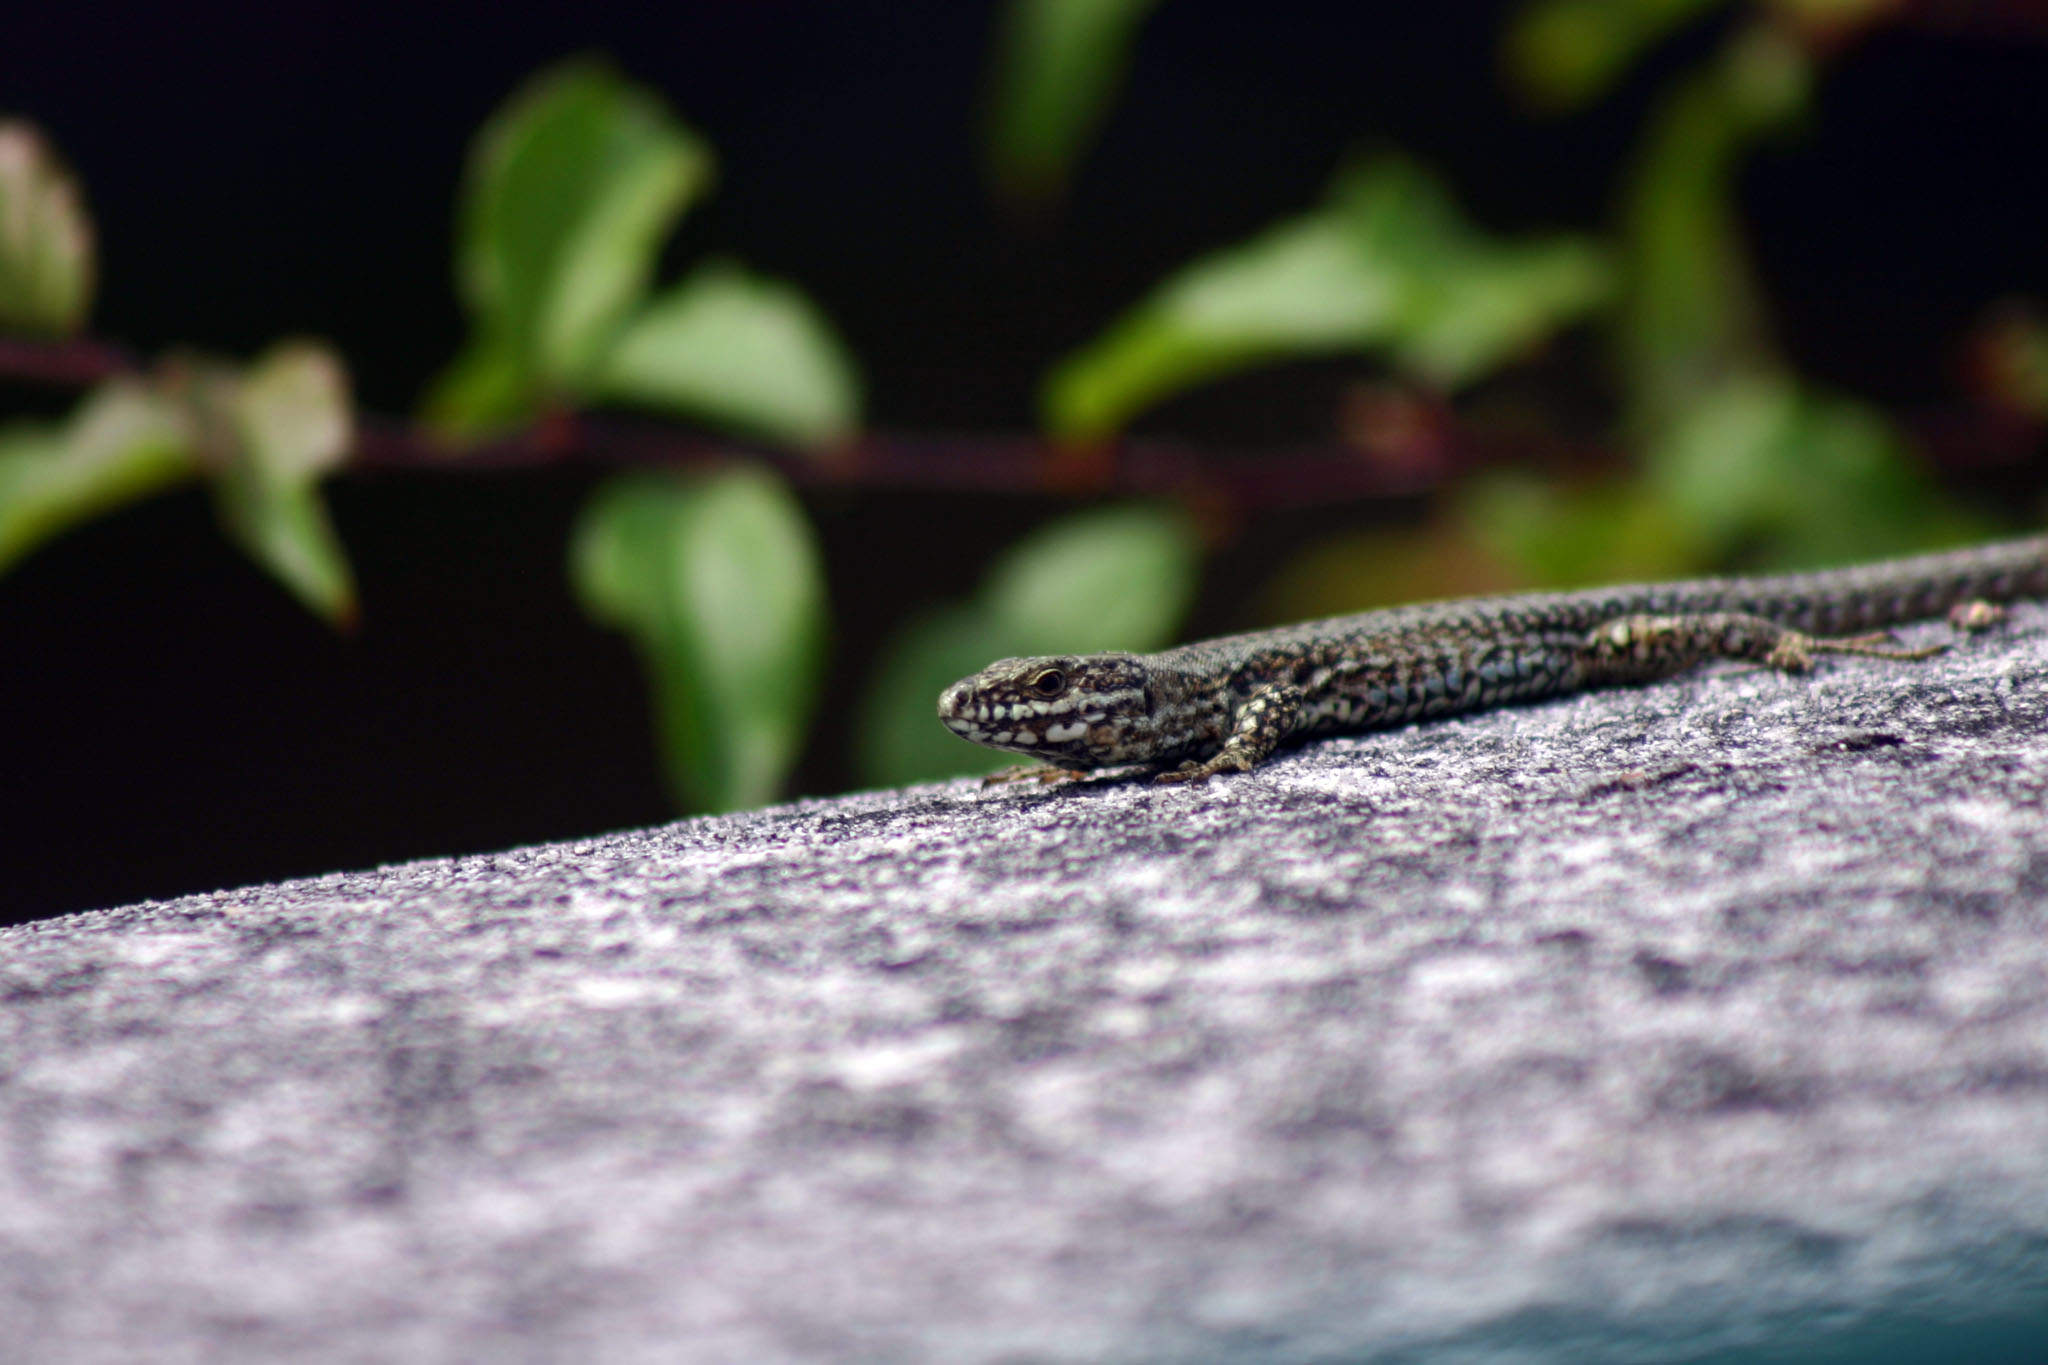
[937,535,2048,783]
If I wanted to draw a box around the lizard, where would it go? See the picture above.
[936,534,2048,785]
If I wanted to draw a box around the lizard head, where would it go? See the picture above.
[938,652,1155,768]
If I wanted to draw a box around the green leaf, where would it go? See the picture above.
[212,343,358,624]
[856,604,1016,790]
[1463,376,1974,589]
[0,380,193,575]
[1260,520,1521,623]
[981,502,1197,648]
[420,332,529,435]
[1391,238,1610,387]
[1460,471,1701,588]
[985,0,1161,201]
[1046,216,1401,439]
[571,465,826,813]
[1615,24,1810,427]
[1044,157,1610,438]
[438,61,714,428]
[1503,0,1721,111]
[0,121,95,335]
[594,261,861,448]
[235,342,353,480]
[1644,375,1962,568]
[858,503,1197,786]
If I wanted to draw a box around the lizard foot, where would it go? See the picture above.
[1768,631,1947,672]
[983,764,1086,787]
[1950,599,2007,632]
[1808,631,1948,663]
[1153,754,1252,785]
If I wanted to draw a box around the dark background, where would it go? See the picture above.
[4,1,2045,924]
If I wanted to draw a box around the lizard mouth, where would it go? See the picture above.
[937,682,979,735]
[938,682,1002,745]
[936,683,1076,755]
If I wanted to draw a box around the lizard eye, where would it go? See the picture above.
[1027,668,1066,698]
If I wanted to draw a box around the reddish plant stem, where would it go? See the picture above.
[4,333,2038,511]
[1,332,1513,509]
[347,411,1501,509]
[0,335,137,387]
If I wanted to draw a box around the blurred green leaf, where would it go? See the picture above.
[1460,470,1701,588]
[1046,217,1398,439]
[434,61,714,430]
[857,604,1015,791]
[1,345,363,623]
[0,380,192,575]
[858,502,1197,786]
[0,121,95,335]
[421,333,528,435]
[981,501,1197,646]
[1393,239,1611,387]
[571,465,826,813]
[594,261,860,448]
[1644,375,1966,567]
[235,342,353,481]
[1261,520,1523,623]
[1616,24,1810,428]
[211,342,358,625]
[985,0,1161,201]
[1316,163,1610,386]
[1465,378,1974,591]
[1503,0,1721,111]
[1045,156,1609,438]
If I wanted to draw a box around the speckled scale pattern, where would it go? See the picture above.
[1166,536,2048,728]
[943,535,2048,778]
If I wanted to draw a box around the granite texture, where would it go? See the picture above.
[6,608,2048,1362]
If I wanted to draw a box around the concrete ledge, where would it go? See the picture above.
[7,607,2048,1361]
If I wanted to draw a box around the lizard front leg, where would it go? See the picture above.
[1576,612,1945,686]
[1154,683,1303,784]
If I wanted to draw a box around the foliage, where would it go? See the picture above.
[1503,0,1721,112]
[984,0,1161,201]
[2,6,2035,824]
[0,338,358,625]
[185,343,359,624]
[450,62,710,408]
[572,467,827,812]
[1613,23,1805,430]
[593,261,858,447]
[0,379,188,574]
[1004,0,1991,600]
[1045,156,1611,438]
[0,120,362,624]
[0,122,93,336]
[0,61,1196,811]
[427,61,857,449]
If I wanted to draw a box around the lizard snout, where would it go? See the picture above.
[937,679,979,732]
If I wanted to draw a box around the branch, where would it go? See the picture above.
[347,409,1537,510]
[0,335,138,387]
[0,331,1541,510]
[4,332,2035,512]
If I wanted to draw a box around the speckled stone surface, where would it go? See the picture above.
[6,609,2048,1363]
